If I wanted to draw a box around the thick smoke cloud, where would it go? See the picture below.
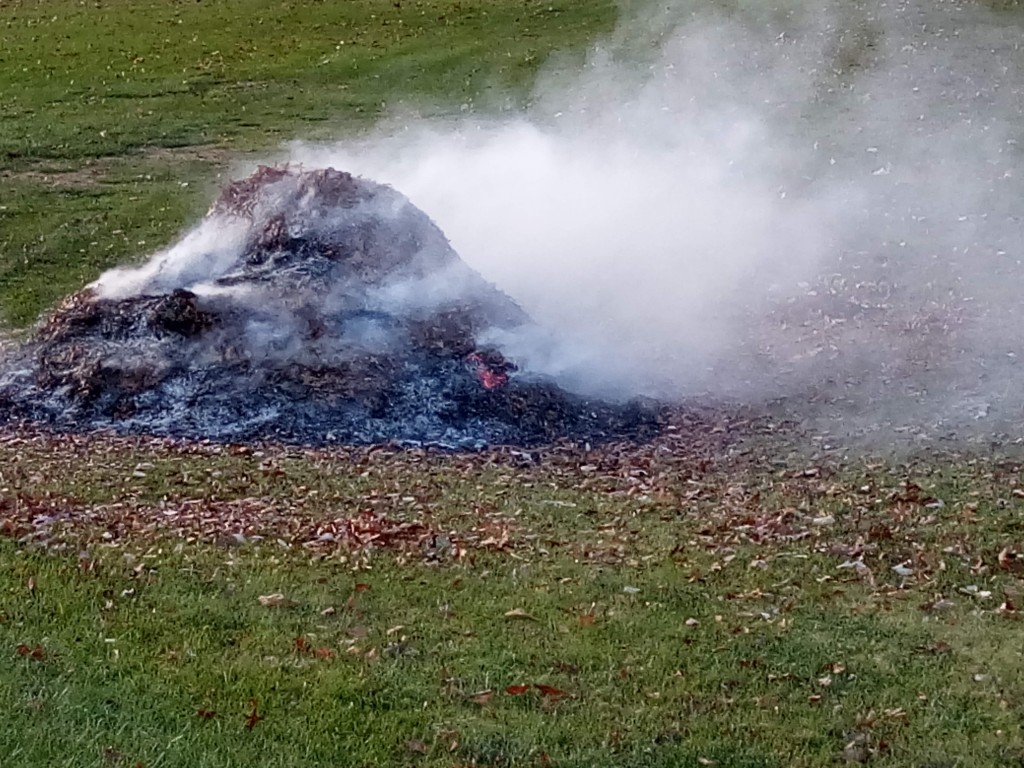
[290,0,1024,445]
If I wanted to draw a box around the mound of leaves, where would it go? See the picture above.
[0,166,660,447]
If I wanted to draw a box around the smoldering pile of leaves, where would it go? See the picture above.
[0,166,660,448]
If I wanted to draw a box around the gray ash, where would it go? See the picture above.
[0,166,661,448]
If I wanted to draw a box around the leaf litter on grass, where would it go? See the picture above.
[3,418,1024,765]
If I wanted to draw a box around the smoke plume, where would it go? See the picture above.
[287,0,1024,445]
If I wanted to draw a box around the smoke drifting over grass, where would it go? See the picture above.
[292,0,1024,445]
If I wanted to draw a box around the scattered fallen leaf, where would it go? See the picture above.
[914,641,952,655]
[921,596,955,613]
[468,689,494,706]
[405,739,428,754]
[505,684,530,695]
[258,593,294,608]
[504,608,536,621]
[244,699,264,731]
[998,547,1024,573]
[16,643,45,661]
[535,683,570,700]
[842,739,870,764]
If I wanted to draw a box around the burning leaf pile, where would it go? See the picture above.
[0,166,658,447]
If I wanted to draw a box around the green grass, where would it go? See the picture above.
[0,0,615,326]
[3,434,1024,766]
[0,0,610,162]
[1,0,1022,326]
[5,1,1024,765]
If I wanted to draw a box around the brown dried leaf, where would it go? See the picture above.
[16,643,45,661]
[468,689,494,706]
[998,547,1024,573]
[244,699,264,731]
[535,683,571,700]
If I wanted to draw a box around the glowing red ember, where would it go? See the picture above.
[466,351,511,390]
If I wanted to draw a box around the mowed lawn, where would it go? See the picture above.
[0,0,614,325]
[3,430,1024,767]
[4,0,1024,766]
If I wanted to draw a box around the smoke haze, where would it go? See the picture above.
[287,0,1024,445]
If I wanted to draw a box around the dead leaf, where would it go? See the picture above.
[842,738,871,764]
[535,683,570,700]
[257,593,294,608]
[921,596,955,613]
[505,684,530,695]
[504,608,536,621]
[406,739,428,754]
[196,708,217,720]
[998,547,1024,573]
[468,689,494,706]
[914,641,952,655]
[244,699,264,731]
[16,643,45,661]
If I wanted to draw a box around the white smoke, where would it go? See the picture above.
[81,0,1024,445]
[288,0,1024,441]
[94,218,250,300]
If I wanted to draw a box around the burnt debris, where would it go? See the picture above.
[0,166,660,448]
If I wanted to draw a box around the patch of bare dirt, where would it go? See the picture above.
[1,144,239,189]
[136,143,240,167]
[0,165,108,190]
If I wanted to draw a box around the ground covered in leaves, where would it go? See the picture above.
[3,419,1024,767]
